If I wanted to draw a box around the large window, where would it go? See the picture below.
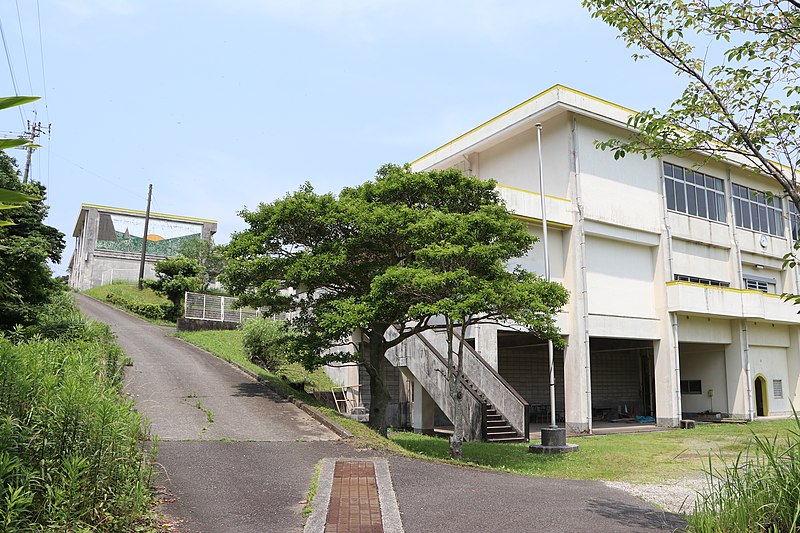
[664,162,726,222]
[790,202,800,241]
[732,184,784,236]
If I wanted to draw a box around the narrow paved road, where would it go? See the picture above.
[77,294,684,533]
[75,294,355,533]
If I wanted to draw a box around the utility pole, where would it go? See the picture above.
[138,184,153,290]
[22,113,50,184]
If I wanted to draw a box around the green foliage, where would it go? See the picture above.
[224,164,568,436]
[583,1,800,208]
[241,317,298,372]
[104,291,173,321]
[179,238,226,290]
[0,330,154,530]
[0,153,65,330]
[689,410,800,532]
[145,255,203,320]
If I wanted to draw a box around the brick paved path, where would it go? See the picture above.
[325,461,384,533]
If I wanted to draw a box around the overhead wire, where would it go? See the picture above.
[0,14,26,127]
[14,0,35,106]
[35,0,50,186]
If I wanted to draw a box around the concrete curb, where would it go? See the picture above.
[303,458,405,533]
[174,336,354,440]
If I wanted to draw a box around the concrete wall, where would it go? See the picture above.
[679,343,729,414]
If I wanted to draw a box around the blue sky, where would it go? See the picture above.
[0,1,685,275]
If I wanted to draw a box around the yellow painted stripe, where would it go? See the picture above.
[496,184,571,203]
[666,280,782,298]
[411,84,635,167]
[511,213,572,229]
[81,203,217,224]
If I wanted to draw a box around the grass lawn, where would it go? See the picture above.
[175,328,798,484]
[84,281,167,305]
[390,418,798,483]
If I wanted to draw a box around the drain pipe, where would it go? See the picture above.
[671,312,683,423]
[571,116,592,434]
[743,322,755,421]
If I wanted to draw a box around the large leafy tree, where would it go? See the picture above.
[0,152,65,330]
[583,1,800,207]
[224,164,568,440]
[145,256,203,320]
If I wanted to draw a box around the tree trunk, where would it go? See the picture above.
[364,329,390,438]
[449,378,464,460]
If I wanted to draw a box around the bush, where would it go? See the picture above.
[105,291,172,321]
[689,410,800,532]
[241,318,297,372]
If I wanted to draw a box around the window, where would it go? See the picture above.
[681,380,702,394]
[732,184,784,236]
[664,162,726,222]
[790,203,800,241]
[743,275,776,294]
[674,274,730,287]
[773,379,783,399]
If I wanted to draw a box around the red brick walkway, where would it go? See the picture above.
[325,461,384,533]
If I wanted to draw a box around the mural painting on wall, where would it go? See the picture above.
[96,213,202,257]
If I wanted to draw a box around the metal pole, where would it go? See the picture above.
[537,123,558,429]
[137,184,153,290]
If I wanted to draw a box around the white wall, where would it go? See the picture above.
[672,239,731,283]
[586,236,655,318]
[679,343,729,414]
[750,345,792,415]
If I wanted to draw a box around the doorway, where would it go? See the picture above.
[754,375,768,417]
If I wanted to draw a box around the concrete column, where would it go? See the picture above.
[411,378,435,435]
[563,336,590,434]
[563,224,590,434]
[474,324,499,369]
[653,313,680,427]
[725,320,750,419]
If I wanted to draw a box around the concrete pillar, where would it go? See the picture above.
[411,378,435,435]
[474,324,499,369]
[563,224,590,434]
[653,313,680,427]
[725,320,751,419]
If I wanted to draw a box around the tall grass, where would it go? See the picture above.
[690,411,800,532]
[0,301,155,530]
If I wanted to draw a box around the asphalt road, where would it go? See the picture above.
[76,294,684,532]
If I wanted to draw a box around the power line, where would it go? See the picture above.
[0,15,25,127]
[15,0,35,103]
[35,0,49,125]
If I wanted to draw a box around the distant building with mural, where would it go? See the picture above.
[68,204,217,291]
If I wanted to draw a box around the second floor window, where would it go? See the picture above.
[733,184,784,236]
[664,162,726,223]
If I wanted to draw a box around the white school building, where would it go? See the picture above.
[328,85,800,438]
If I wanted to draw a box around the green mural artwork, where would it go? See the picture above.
[96,213,202,257]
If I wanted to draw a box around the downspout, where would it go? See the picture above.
[743,322,755,421]
[726,168,753,420]
[658,158,680,422]
[571,116,592,434]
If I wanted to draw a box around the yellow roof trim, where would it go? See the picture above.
[411,84,636,167]
[81,203,217,224]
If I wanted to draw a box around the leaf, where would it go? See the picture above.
[0,189,38,204]
[0,138,30,150]
[0,96,39,111]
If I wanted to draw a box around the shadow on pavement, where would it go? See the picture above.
[230,380,289,401]
[586,498,686,531]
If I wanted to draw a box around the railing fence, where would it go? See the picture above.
[184,291,261,323]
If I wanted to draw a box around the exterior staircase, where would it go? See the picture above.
[386,327,528,443]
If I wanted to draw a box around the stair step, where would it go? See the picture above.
[487,436,526,443]
[486,426,513,433]
[486,420,509,427]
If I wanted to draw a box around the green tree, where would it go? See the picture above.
[178,238,225,291]
[223,164,568,442]
[583,1,800,206]
[145,256,203,320]
[0,152,65,330]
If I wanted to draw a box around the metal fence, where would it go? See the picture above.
[184,292,261,323]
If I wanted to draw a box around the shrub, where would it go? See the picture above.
[105,291,172,321]
[241,318,297,372]
[689,410,800,532]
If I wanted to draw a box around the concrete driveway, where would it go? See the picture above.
[76,294,684,532]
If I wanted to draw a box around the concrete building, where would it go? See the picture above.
[68,203,217,291]
[328,85,800,438]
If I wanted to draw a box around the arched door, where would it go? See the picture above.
[754,376,767,417]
